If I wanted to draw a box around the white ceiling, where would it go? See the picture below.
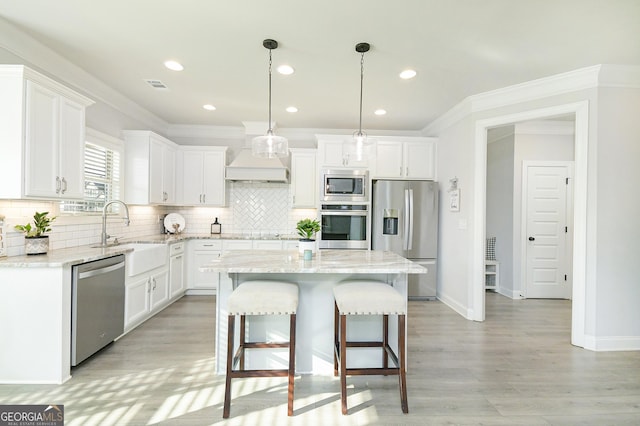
[1,0,639,132]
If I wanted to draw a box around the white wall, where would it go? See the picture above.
[594,86,640,343]
[486,127,514,295]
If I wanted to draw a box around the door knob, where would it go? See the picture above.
[528,237,535,241]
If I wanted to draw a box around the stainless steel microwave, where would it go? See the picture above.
[321,169,369,202]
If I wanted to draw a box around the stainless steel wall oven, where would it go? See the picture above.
[318,204,369,249]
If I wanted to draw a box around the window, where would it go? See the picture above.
[61,129,123,213]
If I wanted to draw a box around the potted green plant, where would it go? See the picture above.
[14,211,56,255]
[296,218,320,255]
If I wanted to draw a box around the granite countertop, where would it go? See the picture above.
[0,233,299,268]
[200,249,428,274]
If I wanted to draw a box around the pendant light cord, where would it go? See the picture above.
[358,51,364,135]
[267,48,273,134]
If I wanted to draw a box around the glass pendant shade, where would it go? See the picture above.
[252,130,289,158]
[253,39,289,158]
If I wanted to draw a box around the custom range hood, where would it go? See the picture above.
[225,122,290,183]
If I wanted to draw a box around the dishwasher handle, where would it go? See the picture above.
[77,261,125,280]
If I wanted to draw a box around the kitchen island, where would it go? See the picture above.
[201,249,427,375]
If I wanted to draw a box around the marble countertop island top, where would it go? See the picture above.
[201,249,427,274]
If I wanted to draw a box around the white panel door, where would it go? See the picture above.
[524,164,572,299]
[182,150,204,204]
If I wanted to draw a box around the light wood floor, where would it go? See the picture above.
[1,293,640,425]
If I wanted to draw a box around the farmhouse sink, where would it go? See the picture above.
[120,243,168,276]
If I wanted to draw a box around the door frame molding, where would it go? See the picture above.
[473,100,589,349]
[520,160,574,299]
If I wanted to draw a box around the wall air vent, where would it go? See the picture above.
[144,79,168,90]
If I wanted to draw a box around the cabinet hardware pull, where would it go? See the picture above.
[56,176,61,194]
[61,177,67,193]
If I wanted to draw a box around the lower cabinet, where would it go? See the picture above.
[125,266,169,331]
[186,240,223,294]
[169,242,185,299]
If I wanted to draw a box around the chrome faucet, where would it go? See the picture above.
[101,200,130,246]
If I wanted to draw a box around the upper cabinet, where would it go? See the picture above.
[372,137,437,180]
[289,148,317,208]
[0,65,94,200]
[123,130,178,205]
[177,147,227,206]
[317,136,371,169]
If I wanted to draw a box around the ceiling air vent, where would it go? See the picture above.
[144,79,168,90]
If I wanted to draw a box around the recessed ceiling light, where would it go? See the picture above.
[374,109,387,115]
[286,106,298,113]
[277,65,295,75]
[399,69,417,79]
[164,60,184,71]
[203,104,216,111]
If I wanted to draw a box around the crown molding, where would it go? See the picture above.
[0,17,168,133]
[423,65,609,135]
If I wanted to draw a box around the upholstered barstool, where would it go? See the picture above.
[223,280,299,418]
[333,280,408,414]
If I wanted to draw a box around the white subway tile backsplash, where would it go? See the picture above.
[0,183,316,256]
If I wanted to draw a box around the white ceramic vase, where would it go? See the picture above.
[25,236,49,255]
[298,239,316,255]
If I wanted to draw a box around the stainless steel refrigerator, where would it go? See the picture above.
[372,180,438,299]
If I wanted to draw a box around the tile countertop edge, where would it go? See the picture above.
[0,233,299,268]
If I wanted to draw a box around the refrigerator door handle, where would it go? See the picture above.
[407,188,414,250]
[403,189,410,250]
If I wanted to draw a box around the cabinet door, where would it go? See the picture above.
[125,276,150,329]
[169,253,185,298]
[223,240,253,250]
[149,270,169,311]
[202,151,225,206]
[24,81,58,198]
[192,251,221,289]
[253,240,283,250]
[163,146,176,204]
[58,97,86,199]
[291,151,317,208]
[405,141,435,179]
[149,140,164,204]
[182,151,204,204]
[373,141,403,178]
[319,139,369,168]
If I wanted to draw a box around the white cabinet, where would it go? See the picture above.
[223,240,254,250]
[290,148,317,208]
[169,242,185,299]
[373,138,436,180]
[123,130,178,205]
[125,266,169,331]
[317,137,370,168]
[178,147,227,206]
[0,65,94,199]
[252,240,283,250]
[187,240,223,294]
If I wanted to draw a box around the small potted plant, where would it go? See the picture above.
[296,218,321,255]
[14,211,56,255]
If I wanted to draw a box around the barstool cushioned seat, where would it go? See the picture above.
[333,280,405,315]
[228,280,298,315]
[223,280,299,418]
[333,280,408,415]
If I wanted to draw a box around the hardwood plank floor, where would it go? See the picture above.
[1,293,639,425]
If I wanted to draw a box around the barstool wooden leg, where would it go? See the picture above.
[288,314,296,416]
[340,314,348,415]
[334,302,339,376]
[398,314,408,413]
[382,314,389,370]
[223,315,235,419]
[239,315,246,371]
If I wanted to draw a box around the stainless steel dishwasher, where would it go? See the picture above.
[71,254,125,366]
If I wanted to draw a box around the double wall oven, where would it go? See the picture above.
[319,169,370,249]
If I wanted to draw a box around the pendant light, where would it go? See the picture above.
[252,39,289,158]
[346,42,372,162]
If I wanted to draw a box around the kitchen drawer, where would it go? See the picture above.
[223,240,253,250]
[169,242,185,256]
[191,240,223,250]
